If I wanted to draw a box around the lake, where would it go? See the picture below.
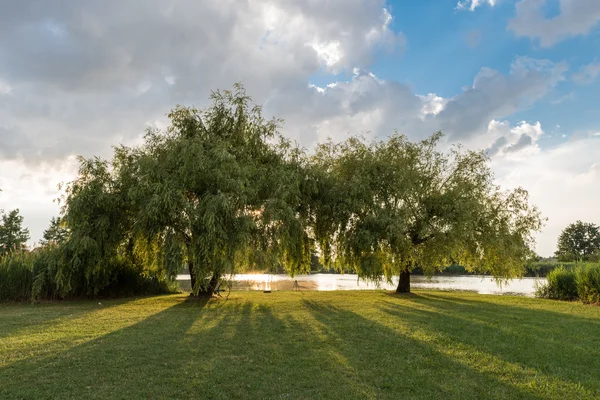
[176,273,546,296]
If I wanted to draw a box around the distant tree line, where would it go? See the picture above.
[1,84,544,300]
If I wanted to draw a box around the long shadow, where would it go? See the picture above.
[0,297,214,399]
[3,295,364,399]
[0,297,142,341]
[379,293,600,396]
[384,292,600,342]
[3,292,597,399]
[173,298,370,399]
[412,291,600,321]
[302,299,548,400]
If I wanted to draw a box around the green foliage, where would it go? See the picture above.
[575,263,600,304]
[536,263,600,303]
[535,265,578,300]
[0,209,30,256]
[0,243,174,302]
[0,252,33,301]
[524,261,577,277]
[311,132,543,288]
[31,84,313,297]
[40,217,69,246]
[1,84,545,298]
[31,245,63,300]
[125,84,313,293]
[58,156,135,296]
[555,221,600,262]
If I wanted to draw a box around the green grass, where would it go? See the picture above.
[1,291,599,399]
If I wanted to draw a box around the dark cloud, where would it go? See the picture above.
[504,133,533,153]
[486,136,508,156]
[0,126,33,160]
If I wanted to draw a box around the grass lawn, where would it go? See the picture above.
[1,291,599,400]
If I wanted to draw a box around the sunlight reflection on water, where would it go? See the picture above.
[176,273,546,296]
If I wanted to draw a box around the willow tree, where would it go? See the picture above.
[128,84,313,295]
[312,132,543,292]
[55,156,136,296]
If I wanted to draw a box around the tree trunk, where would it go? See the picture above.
[195,273,220,297]
[187,260,197,295]
[396,270,411,293]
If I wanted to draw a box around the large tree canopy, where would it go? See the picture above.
[58,84,313,296]
[311,132,543,292]
[555,221,600,262]
[53,84,543,297]
[127,85,313,294]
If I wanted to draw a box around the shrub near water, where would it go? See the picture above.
[536,265,578,300]
[576,263,600,304]
[0,252,33,301]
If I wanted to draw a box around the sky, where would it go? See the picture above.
[1,0,599,257]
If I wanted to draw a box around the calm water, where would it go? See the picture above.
[176,273,546,296]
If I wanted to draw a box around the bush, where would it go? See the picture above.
[575,263,600,304]
[0,252,34,301]
[535,265,578,300]
[2,245,177,302]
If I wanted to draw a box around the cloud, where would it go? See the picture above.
[573,60,600,84]
[0,0,404,163]
[492,135,600,256]
[430,57,566,142]
[551,91,575,104]
[508,0,600,47]
[457,0,497,12]
[485,120,544,157]
[268,57,566,149]
[0,126,34,160]
[0,1,583,255]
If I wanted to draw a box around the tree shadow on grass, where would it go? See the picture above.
[3,294,403,399]
[302,299,549,400]
[0,297,214,399]
[174,298,380,399]
[4,292,597,400]
[0,297,143,341]
[379,293,600,397]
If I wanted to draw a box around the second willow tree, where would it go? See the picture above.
[311,132,543,292]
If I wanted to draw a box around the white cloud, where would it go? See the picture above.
[457,0,496,11]
[0,0,404,164]
[418,93,448,119]
[551,91,575,104]
[492,136,600,256]
[0,157,79,246]
[268,56,566,148]
[508,0,600,47]
[311,41,343,68]
[485,120,544,157]
[573,60,600,84]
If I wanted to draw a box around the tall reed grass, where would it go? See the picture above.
[576,263,600,304]
[1,246,177,302]
[536,263,600,304]
[0,252,34,301]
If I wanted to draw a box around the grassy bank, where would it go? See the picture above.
[1,291,599,399]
